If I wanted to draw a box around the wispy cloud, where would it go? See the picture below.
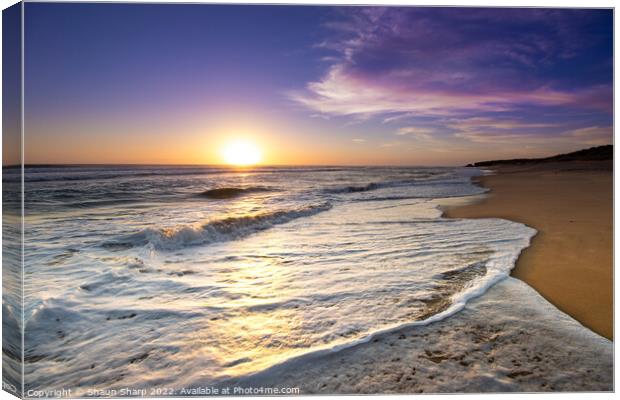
[396,126,435,137]
[289,65,586,119]
[453,125,612,146]
[290,7,612,154]
[566,126,613,145]
[447,117,559,132]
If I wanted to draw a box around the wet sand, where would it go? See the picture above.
[444,161,613,339]
[221,278,612,393]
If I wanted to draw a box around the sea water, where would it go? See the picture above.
[3,166,537,394]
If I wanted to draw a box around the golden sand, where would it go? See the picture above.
[444,161,613,339]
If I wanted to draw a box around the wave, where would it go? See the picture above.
[353,190,489,203]
[13,166,355,184]
[103,202,332,251]
[199,186,275,199]
[214,278,612,393]
[12,170,229,183]
[325,177,469,196]
[209,224,537,388]
[326,182,380,194]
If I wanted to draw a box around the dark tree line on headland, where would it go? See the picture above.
[466,145,613,167]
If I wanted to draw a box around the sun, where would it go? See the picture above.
[221,139,262,166]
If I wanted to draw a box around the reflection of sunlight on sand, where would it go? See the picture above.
[192,238,304,377]
[23,166,542,391]
[224,277,612,393]
[175,198,521,381]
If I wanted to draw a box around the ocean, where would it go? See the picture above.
[4,165,542,394]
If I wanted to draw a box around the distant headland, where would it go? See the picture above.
[466,145,613,167]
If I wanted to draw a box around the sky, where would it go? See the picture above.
[18,4,613,166]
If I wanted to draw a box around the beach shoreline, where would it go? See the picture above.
[218,161,614,394]
[444,161,613,340]
[223,277,612,393]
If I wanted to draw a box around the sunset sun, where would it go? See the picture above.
[221,139,262,166]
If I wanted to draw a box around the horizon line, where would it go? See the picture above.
[3,144,611,169]
[2,162,466,169]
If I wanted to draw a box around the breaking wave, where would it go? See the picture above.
[326,182,380,194]
[103,202,332,251]
[199,186,276,199]
[325,177,474,195]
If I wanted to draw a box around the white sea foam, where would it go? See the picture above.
[222,277,612,393]
[15,165,608,395]
[103,202,333,251]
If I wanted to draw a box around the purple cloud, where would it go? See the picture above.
[291,7,612,151]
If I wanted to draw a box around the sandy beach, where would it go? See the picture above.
[444,161,613,339]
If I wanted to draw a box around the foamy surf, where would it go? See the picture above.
[102,202,332,251]
[220,277,612,393]
[17,165,600,395]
